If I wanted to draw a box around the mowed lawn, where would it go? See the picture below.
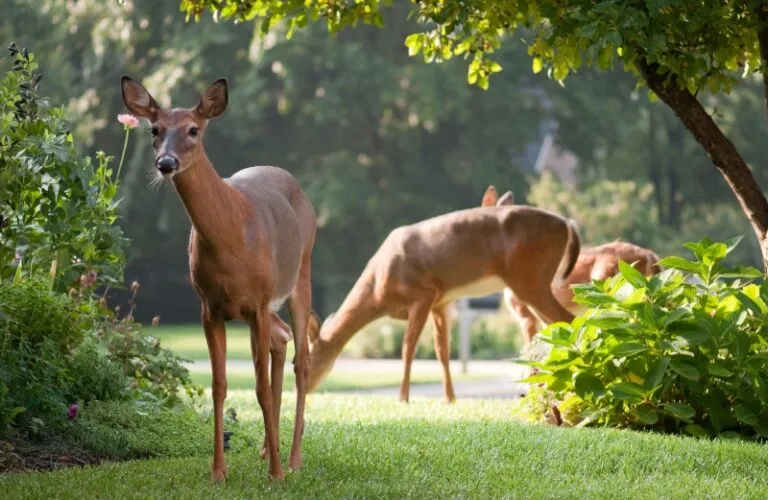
[3,393,768,499]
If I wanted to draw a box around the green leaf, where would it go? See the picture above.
[609,381,647,403]
[634,406,659,425]
[644,357,670,390]
[661,402,696,421]
[661,307,690,328]
[573,372,605,398]
[618,260,647,288]
[707,362,733,378]
[611,342,649,358]
[734,404,758,426]
[669,359,700,380]
[658,256,701,274]
[684,424,709,438]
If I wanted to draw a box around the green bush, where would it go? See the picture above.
[0,43,127,292]
[0,275,96,354]
[66,338,128,404]
[521,237,768,439]
[0,277,200,439]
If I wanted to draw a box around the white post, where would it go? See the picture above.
[458,298,473,374]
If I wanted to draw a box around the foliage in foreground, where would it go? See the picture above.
[2,393,768,499]
[0,44,201,441]
[521,237,768,439]
[0,277,202,441]
[0,43,127,292]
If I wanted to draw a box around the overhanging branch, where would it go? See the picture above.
[636,58,768,243]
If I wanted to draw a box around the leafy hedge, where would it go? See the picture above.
[0,42,127,292]
[0,44,201,444]
[521,237,768,440]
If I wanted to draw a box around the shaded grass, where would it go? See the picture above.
[3,392,768,499]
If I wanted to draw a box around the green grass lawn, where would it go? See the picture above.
[188,368,490,392]
[151,323,262,361]
[3,392,768,499]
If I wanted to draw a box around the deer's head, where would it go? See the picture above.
[120,76,228,178]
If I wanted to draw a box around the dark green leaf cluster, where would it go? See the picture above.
[523,236,768,439]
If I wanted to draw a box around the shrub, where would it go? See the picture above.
[98,285,203,407]
[0,277,200,439]
[521,237,768,440]
[0,275,96,354]
[0,43,127,292]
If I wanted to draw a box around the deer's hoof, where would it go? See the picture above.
[211,467,228,484]
[289,453,303,471]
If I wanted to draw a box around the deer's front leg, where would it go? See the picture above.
[203,308,228,483]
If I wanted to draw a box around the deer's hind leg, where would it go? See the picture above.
[431,305,456,403]
[287,247,313,471]
[259,312,291,461]
[249,306,284,480]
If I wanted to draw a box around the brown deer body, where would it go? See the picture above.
[121,77,316,482]
[306,203,581,402]
[480,186,661,344]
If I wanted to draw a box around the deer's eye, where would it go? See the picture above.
[150,126,159,137]
[188,126,199,137]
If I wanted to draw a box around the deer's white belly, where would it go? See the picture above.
[438,276,506,306]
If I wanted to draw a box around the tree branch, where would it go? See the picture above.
[636,58,768,268]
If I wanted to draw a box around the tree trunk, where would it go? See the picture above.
[636,59,768,272]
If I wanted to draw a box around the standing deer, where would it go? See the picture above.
[305,202,581,403]
[120,76,316,482]
[480,186,661,345]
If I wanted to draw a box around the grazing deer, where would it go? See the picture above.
[120,76,317,482]
[480,186,661,345]
[306,201,581,403]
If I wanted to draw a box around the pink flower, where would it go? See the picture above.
[118,113,139,129]
[67,404,79,421]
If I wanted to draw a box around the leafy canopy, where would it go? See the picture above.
[180,0,765,92]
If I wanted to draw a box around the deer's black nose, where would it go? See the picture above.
[156,155,178,174]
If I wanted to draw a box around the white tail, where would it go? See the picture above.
[306,192,581,403]
[481,185,662,345]
[121,76,317,482]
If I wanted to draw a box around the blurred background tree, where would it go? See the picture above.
[1,0,764,323]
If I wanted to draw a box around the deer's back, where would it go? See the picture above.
[224,166,316,307]
[370,205,569,290]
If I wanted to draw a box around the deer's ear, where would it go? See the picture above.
[481,185,498,207]
[196,78,228,120]
[120,76,160,121]
[497,191,515,206]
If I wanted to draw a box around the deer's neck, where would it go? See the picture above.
[173,155,242,250]
[319,272,382,351]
